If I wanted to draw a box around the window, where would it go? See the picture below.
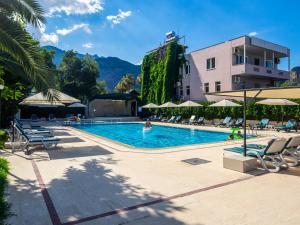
[215,81,221,92]
[254,58,260,66]
[235,55,247,64]
[185,62,190,74]
[179,86,183,96]
[186,86,190,95]
[206,57,215,70]
[265,60,273,68]
[204,83,209,93]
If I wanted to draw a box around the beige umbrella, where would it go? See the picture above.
[20,89,80,105]
[159,102,178,108]
[256,98,298,124]
[178,100,203,107]
[256,98,298,106]
[141,103,159,109]
[209,99,241,107]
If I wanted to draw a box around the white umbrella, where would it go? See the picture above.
[141,103,159,109]
[256,98,298,124]
[256,98,298,106]
[68,102,87,108]
[159,102,178,108]
[178,100,203,107]
[209,99,241,107]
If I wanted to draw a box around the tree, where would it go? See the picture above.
[59,52,99,102]
[0,0,55,93]
[115,74,135,93]
[97,81,107,94]
[135,74,142,91]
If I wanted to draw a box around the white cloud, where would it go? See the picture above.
[38,24,59,45]
[249,31,258,37]
[41,0,104,16]
[106,9,132,25]
[56,23,92,36]
[82,43,93,49]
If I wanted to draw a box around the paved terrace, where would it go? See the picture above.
[1,122,300,225]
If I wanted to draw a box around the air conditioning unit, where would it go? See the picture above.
[274,58,280,64]
[233,76,241,83]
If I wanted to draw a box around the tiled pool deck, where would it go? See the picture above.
[2,122,300,225]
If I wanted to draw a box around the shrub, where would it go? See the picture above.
[0,131,7,149]
[0,158,10,224]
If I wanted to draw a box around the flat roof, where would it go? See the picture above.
[188,35,289,55]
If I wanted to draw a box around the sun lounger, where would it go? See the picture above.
[195,117,205,125]
[168,116,176,123]
[225,138,288,172]
[189,115,196,124]
[216,117,231,127]
[274,119,298,132]
[174,116,182,123]
[14,124,60,154]
[282,135,300,163]
[230,118,244,128]
[252,118,269,130]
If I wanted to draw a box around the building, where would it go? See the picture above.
[178,35,290,101]
[290,67,300,82]
[89,91,139,117]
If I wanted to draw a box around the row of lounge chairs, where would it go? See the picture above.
[225,135,300,172]
[148,115,205,125]
[12,120,60,154]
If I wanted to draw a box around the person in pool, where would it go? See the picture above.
[145,120,152,128]
[227,134,234,141]
[236,131,243,138]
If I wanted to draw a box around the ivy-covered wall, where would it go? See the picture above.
[141,41,185,104]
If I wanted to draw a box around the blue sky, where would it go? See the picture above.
[37,0,299,68]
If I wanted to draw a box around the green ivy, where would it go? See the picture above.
[141,41,185,104]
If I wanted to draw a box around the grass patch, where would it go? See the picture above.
[0,130,7,149]
[0,157,10,224]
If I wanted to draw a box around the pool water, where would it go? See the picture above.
[72,123,231,148]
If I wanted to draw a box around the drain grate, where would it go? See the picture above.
[182,158,211,165]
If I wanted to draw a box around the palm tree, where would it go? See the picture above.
[0,0,54,94]
[115,74,135,93]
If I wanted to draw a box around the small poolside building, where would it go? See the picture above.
[88,91,139,117]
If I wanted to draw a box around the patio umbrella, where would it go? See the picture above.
[256,98,298,124]
[209,99,241,107]
[178,100,203,116]
[178,100,203,107]
[68,102,87,108]
[159,102,178,108]
[141,103,159,109]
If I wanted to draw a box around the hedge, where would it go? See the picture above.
[142,100,300,122]
[0,158,10,224]
[0,130,7,149]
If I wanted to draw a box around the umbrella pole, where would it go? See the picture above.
[243,90,247,157]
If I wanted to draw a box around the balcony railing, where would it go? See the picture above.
[231,64,289,79]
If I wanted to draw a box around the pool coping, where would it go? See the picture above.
[67,122,262,152]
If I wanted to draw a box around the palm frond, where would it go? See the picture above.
[0,0,45,27]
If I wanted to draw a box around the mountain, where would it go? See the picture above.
[43,46,141,90]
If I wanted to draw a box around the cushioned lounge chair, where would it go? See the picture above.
[168,116,176,123]
[225,138,288,172]
[216,117,231,127]
[283,135,300,163]
[230,118,244,128]
[174,116,182,123]
[15,125,60,154]
[275,119,298,132]
[195,117,205,125]
[252,118,269,130]
[188,115,196,124]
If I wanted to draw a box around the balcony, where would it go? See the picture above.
[231,64,290,80]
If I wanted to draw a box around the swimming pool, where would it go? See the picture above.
[72,123,232,148]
